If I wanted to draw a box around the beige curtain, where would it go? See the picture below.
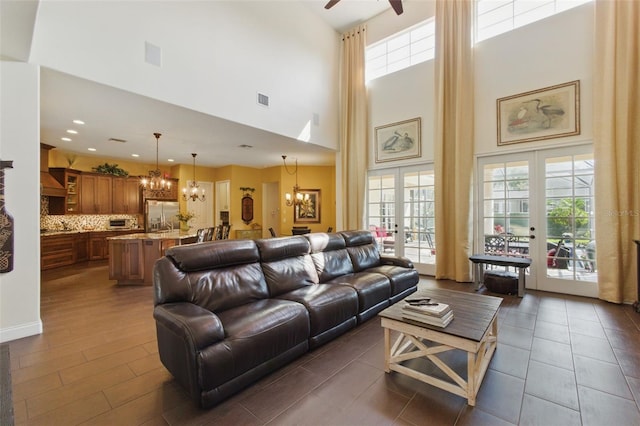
[433,0,475,282]
[593,0,640,303]
[339,25,368,231]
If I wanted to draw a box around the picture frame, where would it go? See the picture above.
[294,189,321,224]
[374,117,422,163]
[497,80,580,146]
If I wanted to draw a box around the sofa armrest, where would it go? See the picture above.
[154,303,225,350]
[380,255,414,269]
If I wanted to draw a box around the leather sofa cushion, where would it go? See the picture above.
[256,236,310,262]
[306,233,355,282]
[366,265,419,297]
[165,239,259,271]
[275,284,358,337]
[257,237,319,296]
[346,244,380,271]
[154,257,270,312]
[201,298,310,390]
[341,230,382,271]
[325,272,390,313]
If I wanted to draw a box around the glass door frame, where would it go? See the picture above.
[476,144,597,298]
[367,164,436,276]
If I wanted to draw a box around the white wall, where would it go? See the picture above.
[30,1,340,150]
[474,3,594,155]
[0,61,43,342]
[367,2,594,169]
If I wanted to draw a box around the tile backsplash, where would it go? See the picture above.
[40,196,140,231]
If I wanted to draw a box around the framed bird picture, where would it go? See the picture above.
[497,80,580,146]
[375,117,421,163]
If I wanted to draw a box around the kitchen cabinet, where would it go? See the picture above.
[49,168,82,214]
[112,177,142,214]
[75,232,89,262]
[107,230,197,285]
[109,239,144,283]
[89,231,110,260]
[41,234,76,270]
[41,230,143,270]
[81,174,112,214]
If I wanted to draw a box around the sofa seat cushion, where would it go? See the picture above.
[275,284,358,338]
[325,272,390,314]
[200,298,309,390]
[365,265,419,297]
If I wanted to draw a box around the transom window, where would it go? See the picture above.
[476,0,592,42]
[365,18,435,82]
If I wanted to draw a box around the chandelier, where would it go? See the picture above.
[282,155,309,207]
[140,132,172,195]
[183,153,205,202]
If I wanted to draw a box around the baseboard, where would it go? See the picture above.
[0,320,43,343]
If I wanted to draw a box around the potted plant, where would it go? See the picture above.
[176,211,195,231]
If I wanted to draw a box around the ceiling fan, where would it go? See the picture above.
[324,0,404,16]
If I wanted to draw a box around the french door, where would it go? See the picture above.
[477,145,597,297]
[367,165,436,275]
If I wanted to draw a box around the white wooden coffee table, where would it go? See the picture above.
[379,288,502,406]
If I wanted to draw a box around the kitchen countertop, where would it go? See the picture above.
[40,228,145,236]
[106,230,198,240]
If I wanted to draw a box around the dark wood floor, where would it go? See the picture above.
[6,261,640,425]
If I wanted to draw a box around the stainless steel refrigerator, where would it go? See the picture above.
[145,200,179,232]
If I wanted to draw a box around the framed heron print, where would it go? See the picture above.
[375,117,422,163]
[497,80,580,146]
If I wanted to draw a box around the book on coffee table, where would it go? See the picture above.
[402,309,454,327]
[403,302,452,317]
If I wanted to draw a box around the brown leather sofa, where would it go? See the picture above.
[153,230,419,408]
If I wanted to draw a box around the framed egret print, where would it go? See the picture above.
[375,117,422,163]
[497,80,580,146]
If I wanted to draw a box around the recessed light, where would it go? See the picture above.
[73,120,85,125]
[131,154,140,158]
[61,137,72,142]
[66,129,78,134]
[88,148,96,152]
[167,159,175,162]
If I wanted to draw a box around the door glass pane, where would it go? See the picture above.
[545,154,596,282]
[482,161,530,256]
[367,174,395,253]
[403,169,436,264]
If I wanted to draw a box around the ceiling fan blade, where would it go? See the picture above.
[389,0,404,15]
[325,0,341,10]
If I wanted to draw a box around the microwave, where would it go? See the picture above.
[108,218,129,229]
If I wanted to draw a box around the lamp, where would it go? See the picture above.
[140,132,172,196]
[183,153,205,202]
[282,155,309,207]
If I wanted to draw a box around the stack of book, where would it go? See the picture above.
[402,299,454,327]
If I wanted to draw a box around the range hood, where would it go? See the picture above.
[40,143,66,197]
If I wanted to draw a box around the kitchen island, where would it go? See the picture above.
[108,230,198,285]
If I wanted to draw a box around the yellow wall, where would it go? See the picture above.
[280,165,336,234]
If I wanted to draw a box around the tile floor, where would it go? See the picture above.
[6,261,640,425]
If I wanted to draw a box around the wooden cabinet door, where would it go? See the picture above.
[109,239,143,281]
[75,233,89,262]
[112,177,141,214]
[41,234,75,270]
[89,232,108,260]
[81,174,112,214]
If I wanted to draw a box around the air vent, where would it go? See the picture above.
[108,138,127,143]
[257,93,269,107]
